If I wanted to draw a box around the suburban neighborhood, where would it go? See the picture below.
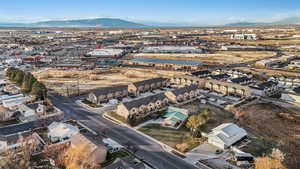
[0,1,299,169]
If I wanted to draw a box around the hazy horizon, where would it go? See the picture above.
[1,0,300,25]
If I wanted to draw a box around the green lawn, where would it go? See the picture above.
[0,119,19,127]
[82,99,103,108]
[106,111,128,124]
[138,124,205,152]
[101,150,130,167]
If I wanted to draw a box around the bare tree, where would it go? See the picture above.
[0,134,39,169]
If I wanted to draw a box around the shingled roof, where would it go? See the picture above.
[0,131,33,145]
[231,77,252,84]
[191,70,211,76]
[91,85,128,97]
[210,74,230,80]
[257,81,278,90]
[133,78,168,87]
[122,93,167,110]
[171,85,198,96]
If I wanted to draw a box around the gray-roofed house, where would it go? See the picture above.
[210,74,231,81]
[128,78,169,95]
[18,102,47,122]
[87,85,128,104]
[165,85,200,103]
[250,81,281,97]
[230,77,254,85]
[117,93,168,119]
[207,123,247,149]
[191,70,212,78]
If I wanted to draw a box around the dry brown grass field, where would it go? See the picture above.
[235,101,300,169]
[133,51,276,64]
[33,67,184,95]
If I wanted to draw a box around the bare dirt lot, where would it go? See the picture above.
[133,51,276,64]
[233,100,300,169]
[33,67,184,96]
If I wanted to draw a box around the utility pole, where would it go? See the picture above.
[77,75,80,96]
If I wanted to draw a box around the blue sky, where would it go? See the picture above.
[1,0,300,25]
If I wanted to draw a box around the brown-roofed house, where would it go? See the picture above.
[128,78,169,95]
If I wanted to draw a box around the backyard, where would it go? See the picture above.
[138,102,235,152]
[138,123,205,153]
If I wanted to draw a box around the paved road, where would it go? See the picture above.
[48,93,203,169]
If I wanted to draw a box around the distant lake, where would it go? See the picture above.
[132,57,202,66]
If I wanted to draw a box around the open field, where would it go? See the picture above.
[133,51,276,64]
[33,67,184,96]
[237,39,300,46]
[235,101,300,169]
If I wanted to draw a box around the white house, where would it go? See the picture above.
[207,123,247,149]
[103,138,124,153]
[17,102,46,122]
[0,94,24,104]
[2,97,27,110]
[47,122,79,143]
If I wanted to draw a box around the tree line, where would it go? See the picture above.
[6,67,47,100]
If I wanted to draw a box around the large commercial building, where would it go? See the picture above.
[231,34,258,40]
[86,49,124,58]
[142,46,203,53]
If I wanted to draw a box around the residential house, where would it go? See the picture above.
[0,94,24,104]
[210,74,231,81]
[269,75,300,87]
[103,138,124,153]
[87,85,128,104]
[288,60,300,69]
[70,133,108,164]
[0,132,41,154]
[105,156,145,169]
[47,122,79,143]
[207,123,247,149]
[17,102,47,122]
[128,78,169,95]
[164,85,200,103]
[2,96,27,110]
[250,81,281,97]
[3,84,20,95]
[191,70,212,78]
[0,106,14,121]
[230,77,254,85]
[201,79,251,97]
[0,80,7,91]
[117,93,168,119]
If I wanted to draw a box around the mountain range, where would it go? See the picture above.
[1,16,300,28]
[0,18,147,28]
[226,16,300,26]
